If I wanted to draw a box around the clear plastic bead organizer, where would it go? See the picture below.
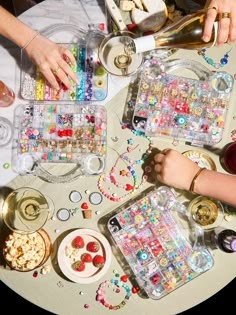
[20,35,108,102]
[107,186,214,300]
[132,59,234,146]
[12,102,107,182]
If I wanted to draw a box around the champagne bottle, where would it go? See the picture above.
[210,228,236,253]
[125,10,218,54]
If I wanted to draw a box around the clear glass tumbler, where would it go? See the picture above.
[0,80,15,107]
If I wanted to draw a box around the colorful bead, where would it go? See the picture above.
[198,48,232,69]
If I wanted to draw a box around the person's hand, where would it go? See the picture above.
[25,34,79,90]
[202,0,236,46]
[154,148,200,190]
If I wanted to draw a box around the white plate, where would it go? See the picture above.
[57,229,112,284]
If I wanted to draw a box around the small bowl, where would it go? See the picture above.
[3,229,52,272]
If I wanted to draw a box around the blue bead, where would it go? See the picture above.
[220,57,228,65]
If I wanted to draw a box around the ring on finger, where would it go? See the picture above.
[53,65,61,75]
[207,6,217,12]
[219,12,231,19]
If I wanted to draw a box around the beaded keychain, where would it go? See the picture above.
[198,47,232,69]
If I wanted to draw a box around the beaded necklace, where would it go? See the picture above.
[98,132,154,202]
[198,47,232,69]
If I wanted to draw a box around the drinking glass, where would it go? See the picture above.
[220,142,236,174]
[0,116,13,147]
[188,196,224,230]
[2,187,54,234]
[98,31,143,76]
[0,80,15,107]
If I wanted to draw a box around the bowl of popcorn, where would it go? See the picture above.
[3,229,52,272]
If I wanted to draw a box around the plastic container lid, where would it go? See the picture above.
[69,191,82,203]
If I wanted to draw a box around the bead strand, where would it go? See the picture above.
[97,132,153,202]
[198,48,232,69]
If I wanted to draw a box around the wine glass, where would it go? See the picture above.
[0,116,13,147]
[98,31,143,76]
[2,187,54,234]
[188,195,224,230]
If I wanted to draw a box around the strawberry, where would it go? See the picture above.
[73,236,85,248]
[73,260,85,272]
[93,255,105,268]
[81,253,92,263]
[86,241,100,253]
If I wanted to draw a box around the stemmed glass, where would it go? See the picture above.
[2,187,54,234]
[0,116,13,147]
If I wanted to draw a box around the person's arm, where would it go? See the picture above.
[202,0,236,45]
[0,6,79,90]
[154,148,236,207]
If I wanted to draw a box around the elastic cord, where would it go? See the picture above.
[22,31,40,50]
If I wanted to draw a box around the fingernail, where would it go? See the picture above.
[202,35,209,42]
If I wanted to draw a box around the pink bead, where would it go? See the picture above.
[96,294,103,301]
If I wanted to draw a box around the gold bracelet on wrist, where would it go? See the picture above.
[189,167,206,194]
[22,31,40,50]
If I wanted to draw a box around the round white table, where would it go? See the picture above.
[0,1,235,314]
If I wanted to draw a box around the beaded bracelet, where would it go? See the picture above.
[96,279,132,310]
[189,167,206,194]
[198,48,232,69]
[22,31,40,50]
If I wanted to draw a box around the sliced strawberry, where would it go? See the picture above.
[81,253,92,263]
[86,241,100,253]
[93,254,105,268]
[73,260,85,272]
[73,236,85,248]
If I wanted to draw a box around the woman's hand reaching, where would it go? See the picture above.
[25,34,79,90]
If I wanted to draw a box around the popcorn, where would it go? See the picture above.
[40,265,51,275]
[3,232,46,271]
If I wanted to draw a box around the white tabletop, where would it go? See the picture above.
[0,1,236,314]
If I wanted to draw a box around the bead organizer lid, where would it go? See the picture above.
[12,103,107,182]
[132,59,234,146]
[107,186,214,300]
[20,31,108,102]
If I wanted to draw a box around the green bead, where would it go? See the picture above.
[208,58,214,65]
[96,66,106,76]
[3,162,10,169]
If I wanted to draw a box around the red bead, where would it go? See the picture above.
[127,24,137,32]
[125,184,134,191]
[67,129,73,137]
[132,287,139,294]
[99,23,105,31]
[120,275,128,282]
[33,271,38,278]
